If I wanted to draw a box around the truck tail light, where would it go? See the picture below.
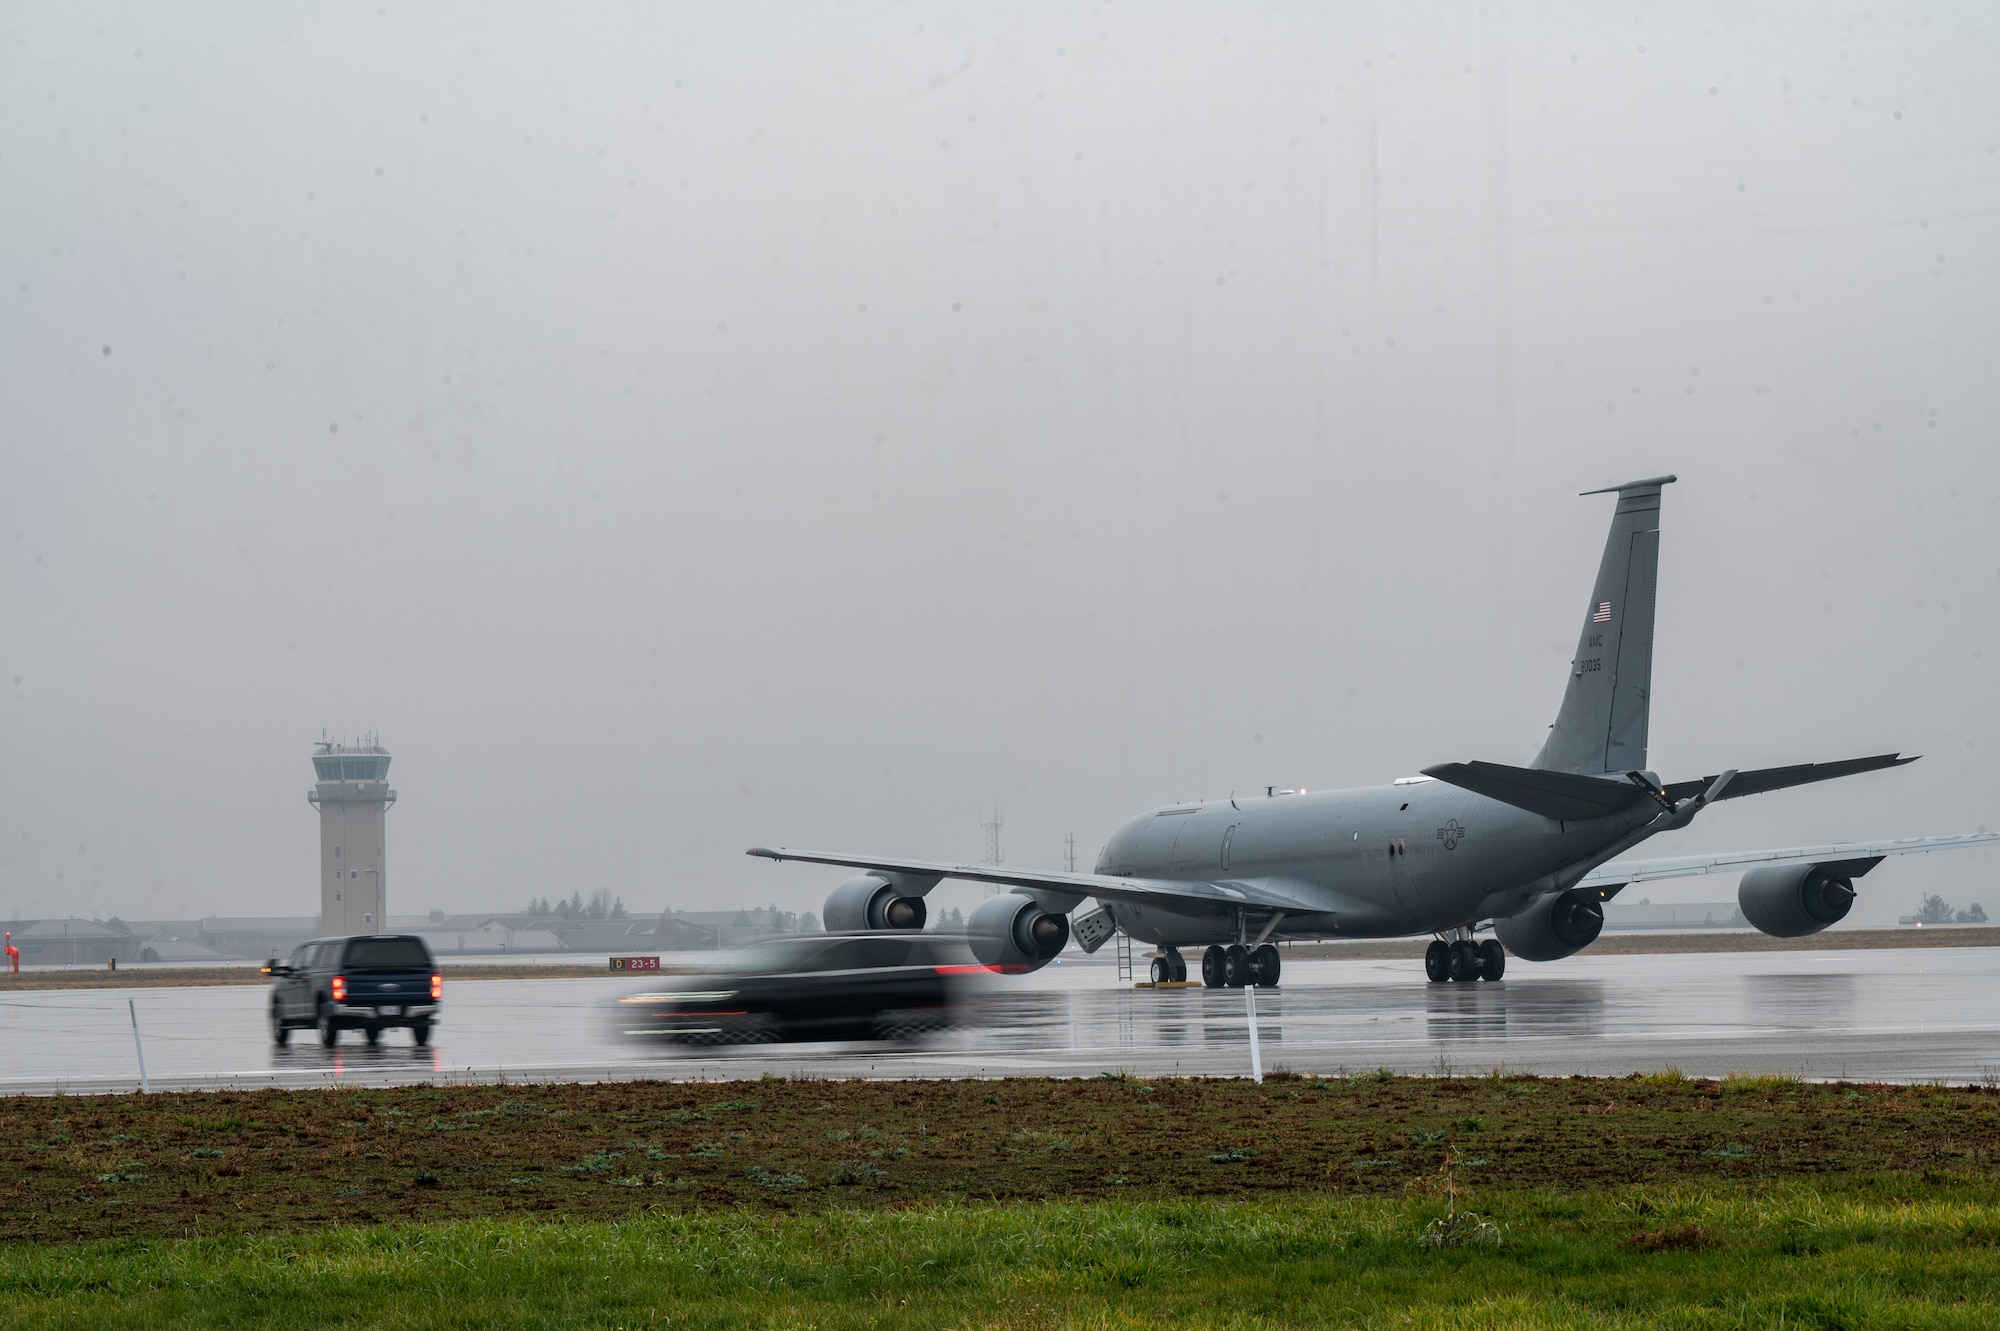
[430,973,442,1000]
[331,975,346,1002]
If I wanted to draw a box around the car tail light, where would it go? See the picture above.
[430,973,442,1000]
[331,975,346,1002]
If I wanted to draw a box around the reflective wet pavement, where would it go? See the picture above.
[2,947,1995,1094]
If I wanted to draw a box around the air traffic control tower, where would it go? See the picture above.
[308,737,397,936]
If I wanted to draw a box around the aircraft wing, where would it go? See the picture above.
[1575,832,2000,889]
[745,847,1323,913]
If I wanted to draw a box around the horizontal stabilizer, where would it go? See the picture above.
[1658,753,1915,806]
[1420,760,1651,821]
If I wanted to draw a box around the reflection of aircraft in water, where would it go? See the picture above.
[753,477,1996,988]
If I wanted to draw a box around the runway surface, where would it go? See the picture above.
[2,947,1996,1095]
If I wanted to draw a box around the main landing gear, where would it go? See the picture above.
[1201,943,1280,989]
[1426,937,1505,983]
[1149,948,1189,984]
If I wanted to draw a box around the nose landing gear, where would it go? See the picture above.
[1427,933,1507,982]
[1149,947,1189,983]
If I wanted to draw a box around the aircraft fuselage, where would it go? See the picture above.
[1093,780,1659,946]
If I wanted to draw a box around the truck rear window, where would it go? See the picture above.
[343,937,432,968]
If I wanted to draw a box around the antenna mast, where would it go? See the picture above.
[981,806,1004,866]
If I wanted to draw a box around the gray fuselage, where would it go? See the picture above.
[1093,780,1661,947]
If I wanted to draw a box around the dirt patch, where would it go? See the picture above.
[3,1073,1995,1243]
[1621,1223,1725,1253]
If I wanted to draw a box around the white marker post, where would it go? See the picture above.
[1244,984,1263,1084]
[128,998,149,1095]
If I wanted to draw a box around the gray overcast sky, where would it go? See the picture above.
[4,2,1997,928]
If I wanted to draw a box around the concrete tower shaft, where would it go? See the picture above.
[309,737,397,936]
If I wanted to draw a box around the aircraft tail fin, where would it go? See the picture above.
[1532,475,1674,775]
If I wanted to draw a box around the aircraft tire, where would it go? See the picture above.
[1169,951,1188,983]
[1478,939,1507,982]
[1201,946,1227,988]
[1150,957,1171,984]
[1222,944,1250,988]
[1424,940,1450,983]
[1251,944,1281,988]
[1447,940,1481,982]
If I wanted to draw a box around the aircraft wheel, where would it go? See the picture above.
[1222,944,1250,988]
[1478,939,1507,982]
[1424,940,1450,983]
[1447,940,1481,982]
[1167,950,1188,983]
[1150,957,1171,984]
[1201,946,1227,988]
[1251,944,1281,988]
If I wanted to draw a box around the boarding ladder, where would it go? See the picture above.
[1114,930,1133,982]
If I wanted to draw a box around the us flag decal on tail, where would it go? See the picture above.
[1592,601,1612,623]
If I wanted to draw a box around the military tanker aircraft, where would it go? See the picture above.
[752,476,1996,986]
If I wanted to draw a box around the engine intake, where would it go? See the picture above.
[967,892,1071,972]
[1493,887,1606,962]
[822,875,929,932]
[1738,863,1856,938]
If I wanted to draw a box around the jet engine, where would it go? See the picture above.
[822,874,930,932]
[1493,887,1606,961]
[967,891,1071,972]
[1737,863,1856,938]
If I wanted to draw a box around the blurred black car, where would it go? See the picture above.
[266,934,441,1048]
[615,932,986,1045]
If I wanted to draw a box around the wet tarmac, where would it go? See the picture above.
[2,947,1996,1095]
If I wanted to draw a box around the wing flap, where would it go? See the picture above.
[746,847,1319,914]
[1575,832,2000,889]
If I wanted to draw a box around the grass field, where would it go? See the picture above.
[4,1178,1999,1327]
[5,1074,1998,1325]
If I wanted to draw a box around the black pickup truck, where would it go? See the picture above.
[266,934,441,1047]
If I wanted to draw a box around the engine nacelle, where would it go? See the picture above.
[822,875,928,932]
[967,891,1071,972]
[1738,863,1855,938]
[1493,887,1606,961]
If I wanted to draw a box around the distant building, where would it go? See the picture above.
[655,906,821,951]
[1,919,142,966]
[1602,901,1745,931]
[309,737,396,936]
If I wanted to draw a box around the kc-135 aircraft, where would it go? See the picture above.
[752,476,1996,986]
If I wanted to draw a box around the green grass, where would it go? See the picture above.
[4,1177,1999,1328]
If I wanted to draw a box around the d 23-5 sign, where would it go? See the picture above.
[609,956,661,972]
